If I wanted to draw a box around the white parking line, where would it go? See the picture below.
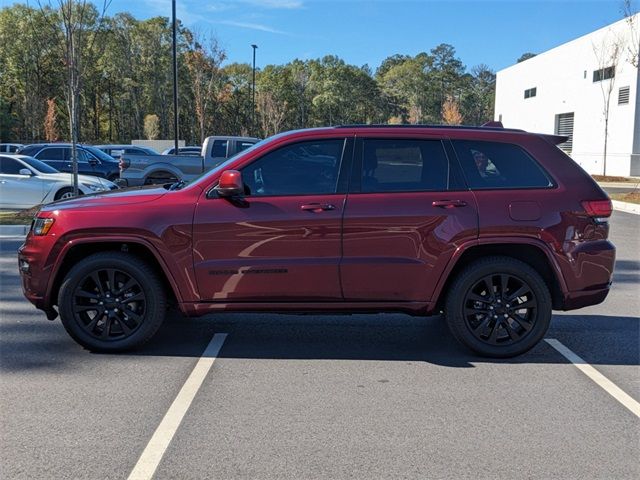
[127,333,228,480]
[545,338,640,418]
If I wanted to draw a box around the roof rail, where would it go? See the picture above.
[334,123,525,133]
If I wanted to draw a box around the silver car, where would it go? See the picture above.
[0,155,118,210]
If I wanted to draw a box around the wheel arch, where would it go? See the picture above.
[432,239,567,313]
[143,164,182,183]
[47,238,182,311]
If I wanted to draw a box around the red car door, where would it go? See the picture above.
[341,136,478,303]
[192,137,352,301]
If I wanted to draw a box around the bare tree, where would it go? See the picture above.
[258,91,288,137]
[592,31,624,176]
[622,0,640,68]
[34,1,111,195]
[184,33,226,143]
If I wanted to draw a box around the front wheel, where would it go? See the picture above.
[58,252,166,352]
[444,256,552,358]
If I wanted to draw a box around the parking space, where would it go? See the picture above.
[1,210,638,479]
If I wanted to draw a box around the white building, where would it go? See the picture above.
[495,15,640,176]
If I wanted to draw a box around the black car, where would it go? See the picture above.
[17,144,120,181]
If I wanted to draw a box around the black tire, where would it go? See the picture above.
[58,252,166,352]
[54,187,80,201]
[107,174,119,182]
[444,256,552,358]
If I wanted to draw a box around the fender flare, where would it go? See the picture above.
[45,234,188,308]
[430,236,568,309]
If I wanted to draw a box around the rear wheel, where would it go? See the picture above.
[444,256,552,358]
[58,252,166,352]
[55,187,80,200]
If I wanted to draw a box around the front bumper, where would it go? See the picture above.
[18,236,57,317]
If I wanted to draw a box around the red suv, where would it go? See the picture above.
[18,125,615,357]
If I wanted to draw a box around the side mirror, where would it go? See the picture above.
[19,168,32,176]
[214,170,244,197]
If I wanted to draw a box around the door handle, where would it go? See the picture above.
[300,203,336,212]
[432,199,467,208]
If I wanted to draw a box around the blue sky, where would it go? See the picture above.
[7,0,631,72]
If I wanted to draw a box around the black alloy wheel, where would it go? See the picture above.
[58,252,166,352]
[444,256,552,358]
[463,273,537,346]
[72,268,146,341]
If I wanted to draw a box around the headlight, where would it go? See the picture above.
[32,217,55,236]
[81,183,108,192]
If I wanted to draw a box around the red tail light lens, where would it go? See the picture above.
[581,199,612,217]
[118,158,130,171]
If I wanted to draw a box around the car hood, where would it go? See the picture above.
[40,185,168,211]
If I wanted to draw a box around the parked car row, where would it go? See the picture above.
[0,137,258,208]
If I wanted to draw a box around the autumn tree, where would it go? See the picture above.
[442,96,463,125]
[143,114,159,140]
[44,98,59,141]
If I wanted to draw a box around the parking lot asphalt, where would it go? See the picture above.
[1,211,638,480]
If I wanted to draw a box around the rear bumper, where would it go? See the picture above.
[561,285,611,310]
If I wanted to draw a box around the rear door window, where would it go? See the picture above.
[452,140,553,189]
[211,140,228,158]
[37,147,68,161]
[359,139,452,193]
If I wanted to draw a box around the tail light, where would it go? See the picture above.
[581,199,612,223]
[119,157,130,171]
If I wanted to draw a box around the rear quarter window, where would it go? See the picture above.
[452,140,553,189]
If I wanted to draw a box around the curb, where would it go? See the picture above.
[612,200,640,215]
[0,224,29,238]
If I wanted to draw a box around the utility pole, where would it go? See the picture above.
[172,0,179,154]
[251,44,258,136]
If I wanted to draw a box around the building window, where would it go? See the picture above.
[524,87,537,99]
[554,112,574,155]
[618,86,630,105]
[593,66,615,82]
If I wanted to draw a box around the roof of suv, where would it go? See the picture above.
[335,123,526,133]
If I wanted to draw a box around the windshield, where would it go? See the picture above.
[188,137,270,186]
[85,145,116,162]
[20,156,59,174]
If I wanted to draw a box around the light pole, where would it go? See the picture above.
[172,0,179,154]
[251,44,258,136]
